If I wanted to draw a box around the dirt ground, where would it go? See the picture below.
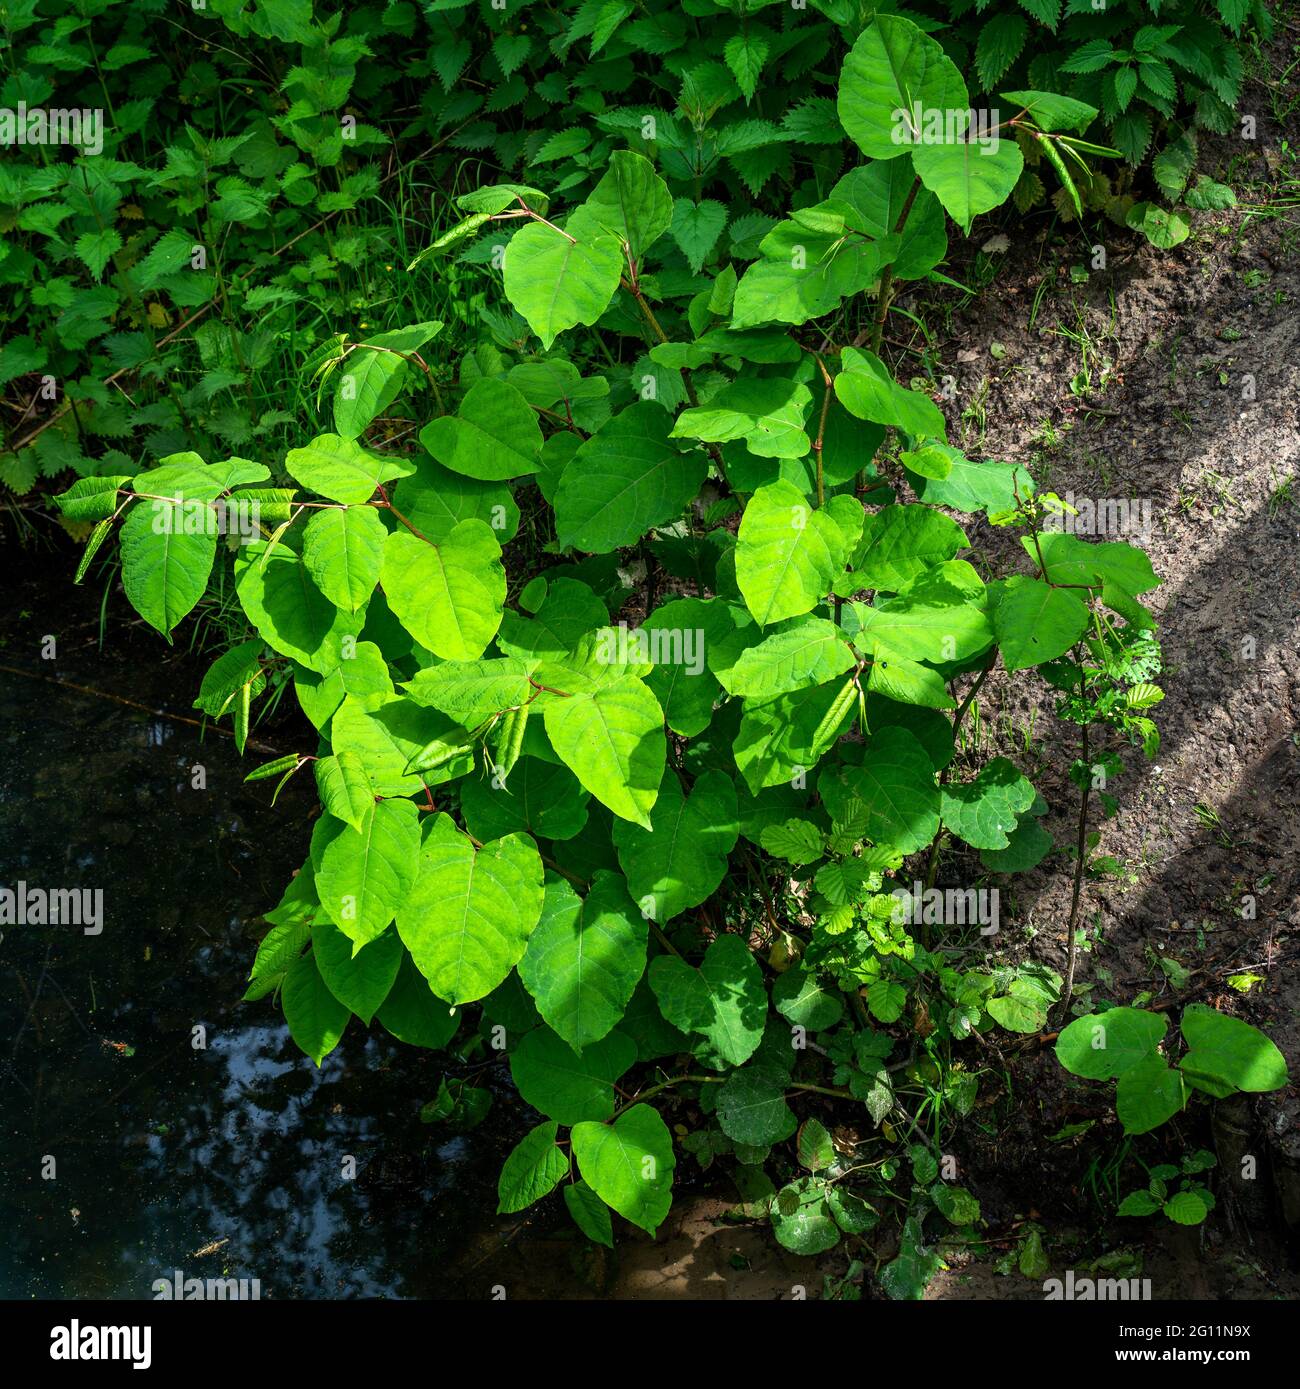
[900,81,1300,1297]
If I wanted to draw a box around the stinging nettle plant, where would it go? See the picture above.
[55,13,1278,1290]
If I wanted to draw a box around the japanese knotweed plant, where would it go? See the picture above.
[57,15,1176,1283]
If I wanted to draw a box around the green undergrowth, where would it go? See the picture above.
[1,0,1270,504]
[49,8,1287,1296]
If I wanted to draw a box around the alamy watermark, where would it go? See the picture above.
[152,1270,262,1299]
[150,498,262,545]
[1042,491,1153,542]
[0,882,102,935]
[890,881,1000,937]
[596,621,706,675]
[50,1322,150,1369]
[0,103,104,156]
[892,104,1001,156]
[1043,1269,1152,1300]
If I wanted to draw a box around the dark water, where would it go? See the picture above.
[0,552,521,1299]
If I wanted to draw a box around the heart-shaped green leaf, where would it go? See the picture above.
[396,813,545,1005]
[570,1103,675,1235]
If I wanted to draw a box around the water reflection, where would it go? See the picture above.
[0,579,516,1300]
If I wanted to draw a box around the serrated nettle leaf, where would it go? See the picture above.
[555,402,706,553]
[396,814,544,1005]
[284,433,415,504]
[419,377,542,481]
[503,220,624,350]
[671,198,728,274]
[381,523,505,661]
[518,870,648,1051]
[612,769,739,923]
[724,27,772,103]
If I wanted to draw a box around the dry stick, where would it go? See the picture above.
[918,657,996,945]
[1060,647,1092,1017]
